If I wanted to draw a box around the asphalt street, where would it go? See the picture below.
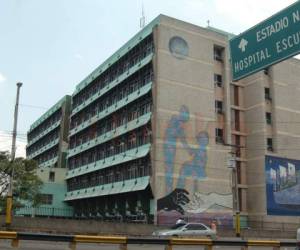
[0,240,296,250]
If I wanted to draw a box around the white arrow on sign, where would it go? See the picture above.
[238,38,248,52]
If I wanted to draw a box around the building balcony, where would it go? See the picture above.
[38,156,58,168]
[65,143,151,179]
[27,120,61,148]
[68,112,152,159]
[64,176,150,201]
[27,138,60,159]
[71,53,153,117]
[69,81,153,137]
[28,104,62,134]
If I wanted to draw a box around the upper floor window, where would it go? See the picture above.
[266,112,272,125]
[265,87,271,101]
[215,100,223,114]
[49,171,55,182]
[214,46,224,62]
[267,138,273,151]
[214,74,223,87]
[215,128,224,144]
[264,67,269,75]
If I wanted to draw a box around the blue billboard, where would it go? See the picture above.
[266,155,300,215]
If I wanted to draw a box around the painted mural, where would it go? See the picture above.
[266,155,300,215]
[157,106,233,225]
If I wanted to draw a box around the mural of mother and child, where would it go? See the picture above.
[157,105,232,225]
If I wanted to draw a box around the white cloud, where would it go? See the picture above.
[0,131,26,158]
[74,53,83,60]
[0,73,6,82]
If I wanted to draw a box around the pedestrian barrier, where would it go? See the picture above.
[0,231,297,249]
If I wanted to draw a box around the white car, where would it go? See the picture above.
[152,223,216,238]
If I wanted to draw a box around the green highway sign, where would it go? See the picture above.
[230,1,300,81]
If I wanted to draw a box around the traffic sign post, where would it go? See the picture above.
[230,1,300,81]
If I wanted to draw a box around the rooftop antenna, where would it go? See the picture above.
[140,2,146,29]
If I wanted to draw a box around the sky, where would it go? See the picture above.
[0,0,297,157]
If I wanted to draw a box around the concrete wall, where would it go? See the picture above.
[242,57,300,222]
[32,168,71,211]
[0,216,297,239]
[273,60,300,159]
[153,16,233,225]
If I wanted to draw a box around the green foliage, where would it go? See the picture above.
[0,151,43,211]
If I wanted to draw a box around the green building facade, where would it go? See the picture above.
[22,95,73,217]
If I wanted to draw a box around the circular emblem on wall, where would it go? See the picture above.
[168,36,189,59]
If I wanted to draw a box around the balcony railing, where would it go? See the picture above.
[69,81,152,137]
[71,53,153,117]
[27,138,59,159]
[27,120,61,147]
[66,143,151,179]
[38,156,58,168]
[68,112,151,159]
[65,176,149,201]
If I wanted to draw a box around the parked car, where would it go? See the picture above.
[152,223,216,238]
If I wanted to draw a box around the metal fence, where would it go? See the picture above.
[14,206,74,218]
[13,206,151,223]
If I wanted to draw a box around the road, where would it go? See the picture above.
[0,240,296,250]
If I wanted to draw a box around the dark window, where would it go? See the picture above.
[215,100,223,114]
[49,172,55,182]
[40,194,53,205]
[214,46,223,62]
[266,112,272,125]
[265,88,271,101]
[215,128,224,144]
[267,138,273,151]
[186,224,207,230]
[214,74,223,87]
[235,135,241,157]
[234,86,239,106]
[193,224,207,230]
[264,67,269,75]
[185,224,194,230]
[234,110,240,131]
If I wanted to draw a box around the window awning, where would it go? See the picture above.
[65,176,150,201]
[108,182,123,194]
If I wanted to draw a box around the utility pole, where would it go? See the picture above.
[225,143,242,237]
[6,82,23,227]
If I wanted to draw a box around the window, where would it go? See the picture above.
[266,112,272,125]
[185,224,207,230]
[234,110,240,131]
[215,128,224,143]
[264,67,269,75]
[215,100,223,114]
[265,87,271,101]
[214,74,223,87]
[267,138,273,151]
[49,171,55,182]
[40,194,53,205]
[214,46,223,62]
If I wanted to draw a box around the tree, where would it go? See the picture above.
[0,151,43,213]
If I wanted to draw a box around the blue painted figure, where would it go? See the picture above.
[177,131,209,192]
[159,106,209,215]
[163,105,191,193]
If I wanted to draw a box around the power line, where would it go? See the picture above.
[19,104,48,110]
